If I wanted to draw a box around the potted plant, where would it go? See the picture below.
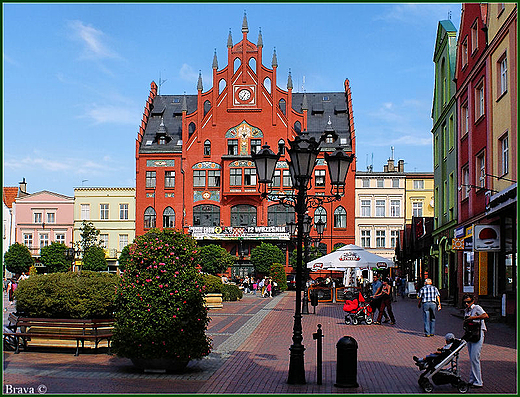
[112,229,211,372]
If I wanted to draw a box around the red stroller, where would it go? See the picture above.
[343,291,373,325]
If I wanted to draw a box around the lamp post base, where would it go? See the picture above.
[287,344,306,384]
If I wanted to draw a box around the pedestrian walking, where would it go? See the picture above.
[7,278,17,305]
[243,276,250,293]
[370,274,388,322]
[462,294,489,388]
[373,278,396,325]
[417,278,441,337]
[252,280,258,295]
[259,278,265,297]
[266,279,272,298]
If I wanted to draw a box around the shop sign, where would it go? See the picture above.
[473,225,500,251]
[189,226,290,240]
[464,237,473,250]
[452,238,464,250]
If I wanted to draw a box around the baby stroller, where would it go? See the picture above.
[343,291,373,325]
[413,333,469,393]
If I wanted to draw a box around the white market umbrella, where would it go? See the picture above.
[307,244,394,272]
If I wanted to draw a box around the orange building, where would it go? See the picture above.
[135,15,356,278]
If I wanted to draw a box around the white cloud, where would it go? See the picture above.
[374,4,455,25]
[179,63,199,83]
[83,104,140,125]
[3,52,19,66]
[67,20,120,60]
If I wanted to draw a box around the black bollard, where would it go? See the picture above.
[312,324,324,385]
[302,287,310,314]
[335,336,359,388]
[310,291,319,314]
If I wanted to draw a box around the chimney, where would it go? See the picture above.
[398,160,405,172]
[18,178,27,196]
[387,159,395,172]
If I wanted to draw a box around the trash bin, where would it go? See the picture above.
[335,336,359,388]
[310,291,319,307]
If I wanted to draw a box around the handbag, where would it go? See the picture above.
[463,319,481,342]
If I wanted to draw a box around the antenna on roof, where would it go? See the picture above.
[302,75,305,93]
[391,146,395,160]
[158,71,167,95]
[367,153,373,172]
[448,11,452,20]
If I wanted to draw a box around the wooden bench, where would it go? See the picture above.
[3,313,114,356]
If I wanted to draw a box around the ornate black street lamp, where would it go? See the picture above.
[253,119,354,385]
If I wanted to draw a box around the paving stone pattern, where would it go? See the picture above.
[2,291,516,394]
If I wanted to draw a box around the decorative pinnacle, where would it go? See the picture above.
[181,92,187,112]
[197,71,203,91]
[212,49,218,69]
[272,48,278,67]
[242,11,248,33]
[227,29,233,47]
[257,27,263,47]
[302,93,308,110]
[287,69,293,90]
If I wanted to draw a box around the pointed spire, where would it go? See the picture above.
[302,93,308,110]
[227,29,233,48]
[197,71,203,91]
[181,92,187,112]
[158,117,168,134]
[257,27,263,47]
[242,11,249,33]
[287,69,293,90]
[212,49,218,69]
[272,48,278,68]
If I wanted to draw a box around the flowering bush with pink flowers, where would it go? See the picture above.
[112,229,211,361]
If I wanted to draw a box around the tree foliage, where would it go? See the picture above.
[4,243,34,275]
[270,262,287,291]
[196,244,235,275]
[75,221,100,254]
[117,244,132,272]
[82,246,107,272]
[40,242,69,273]
[250,242,285,275]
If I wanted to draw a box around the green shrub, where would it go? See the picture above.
[201,274,224,293]
[4,243,34,275]
[40,242,69,273]
[83,245,107,272]
[14,271,118,318]
[112,229,211,361]
[221,284,243,301]
[196,244,235,275]
[270,262,287,291]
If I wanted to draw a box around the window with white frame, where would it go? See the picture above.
[230,169,242,186]
[390,230,399,248]
[461,102,469,136]
[442,123,447,158]
[119,204,129,220]
[500,134,509,175]
[376,230,386,248]
[193,170,206,187]
[392,179,399,188]
[244,168,257,186]
[250,139,262,155]
[375,200,385,217]
[333,206,347,228]
[314,207,327,228]
[471,20,478,53]
[34,212,42,224]
[208,170,221,187]
[165,171,175,188]
[39,234,49,248]
[476,151,486,188]
[390,200,400,217]
[449,115,454,149]
[361,200,371,217]
[146,171,156,188]
[499,54,508,96]
[23,233,33,248]
[412,202,423,217]
[377,178,384,188]
[362,178,370,187]
[227,139,238,155]
[55,233,65,244]
[475,81,485,119]
[99,234,109,248]
[47,213,55,223]
[81,204,90,220]
[282,170,292,187]
[100,204,109,220]
[361,230,371,248]
[271,170,281,187]
[413,180,424,190]
[462,165,470,198]
[461,37,468,67]
[119,234,129,251]
[315,169,326,187]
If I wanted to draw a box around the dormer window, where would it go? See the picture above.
[204,140,211,156]
[158,135,166,145]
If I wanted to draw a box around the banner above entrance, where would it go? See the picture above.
[189,226,290,240]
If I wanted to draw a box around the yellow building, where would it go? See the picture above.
[73,188,135,273]
[405,174,434,225]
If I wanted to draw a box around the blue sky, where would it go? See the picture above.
[3,3,461,196]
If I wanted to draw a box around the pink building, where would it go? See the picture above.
[14,190,74,260]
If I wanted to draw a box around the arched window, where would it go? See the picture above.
[264,77,271,94]
[231,205,257,227]
[234,58,241,74]
[204,100,211,117]
[314,207,327,228]
[294,121,302,134]
[219,79,226,95]
[249,57,256,72]
[279,98,286,115]
[144,207,156,229]
[204,140,211,156]
[188,122,196,137]
[334,206,347,228]
[163,207,175,228]
[193,204,220,226]
[278,139,285,155]
[268,204,295,226]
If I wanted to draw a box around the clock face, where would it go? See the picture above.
[238,89,251,101]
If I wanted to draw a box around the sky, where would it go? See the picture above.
[3,2,461,197]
